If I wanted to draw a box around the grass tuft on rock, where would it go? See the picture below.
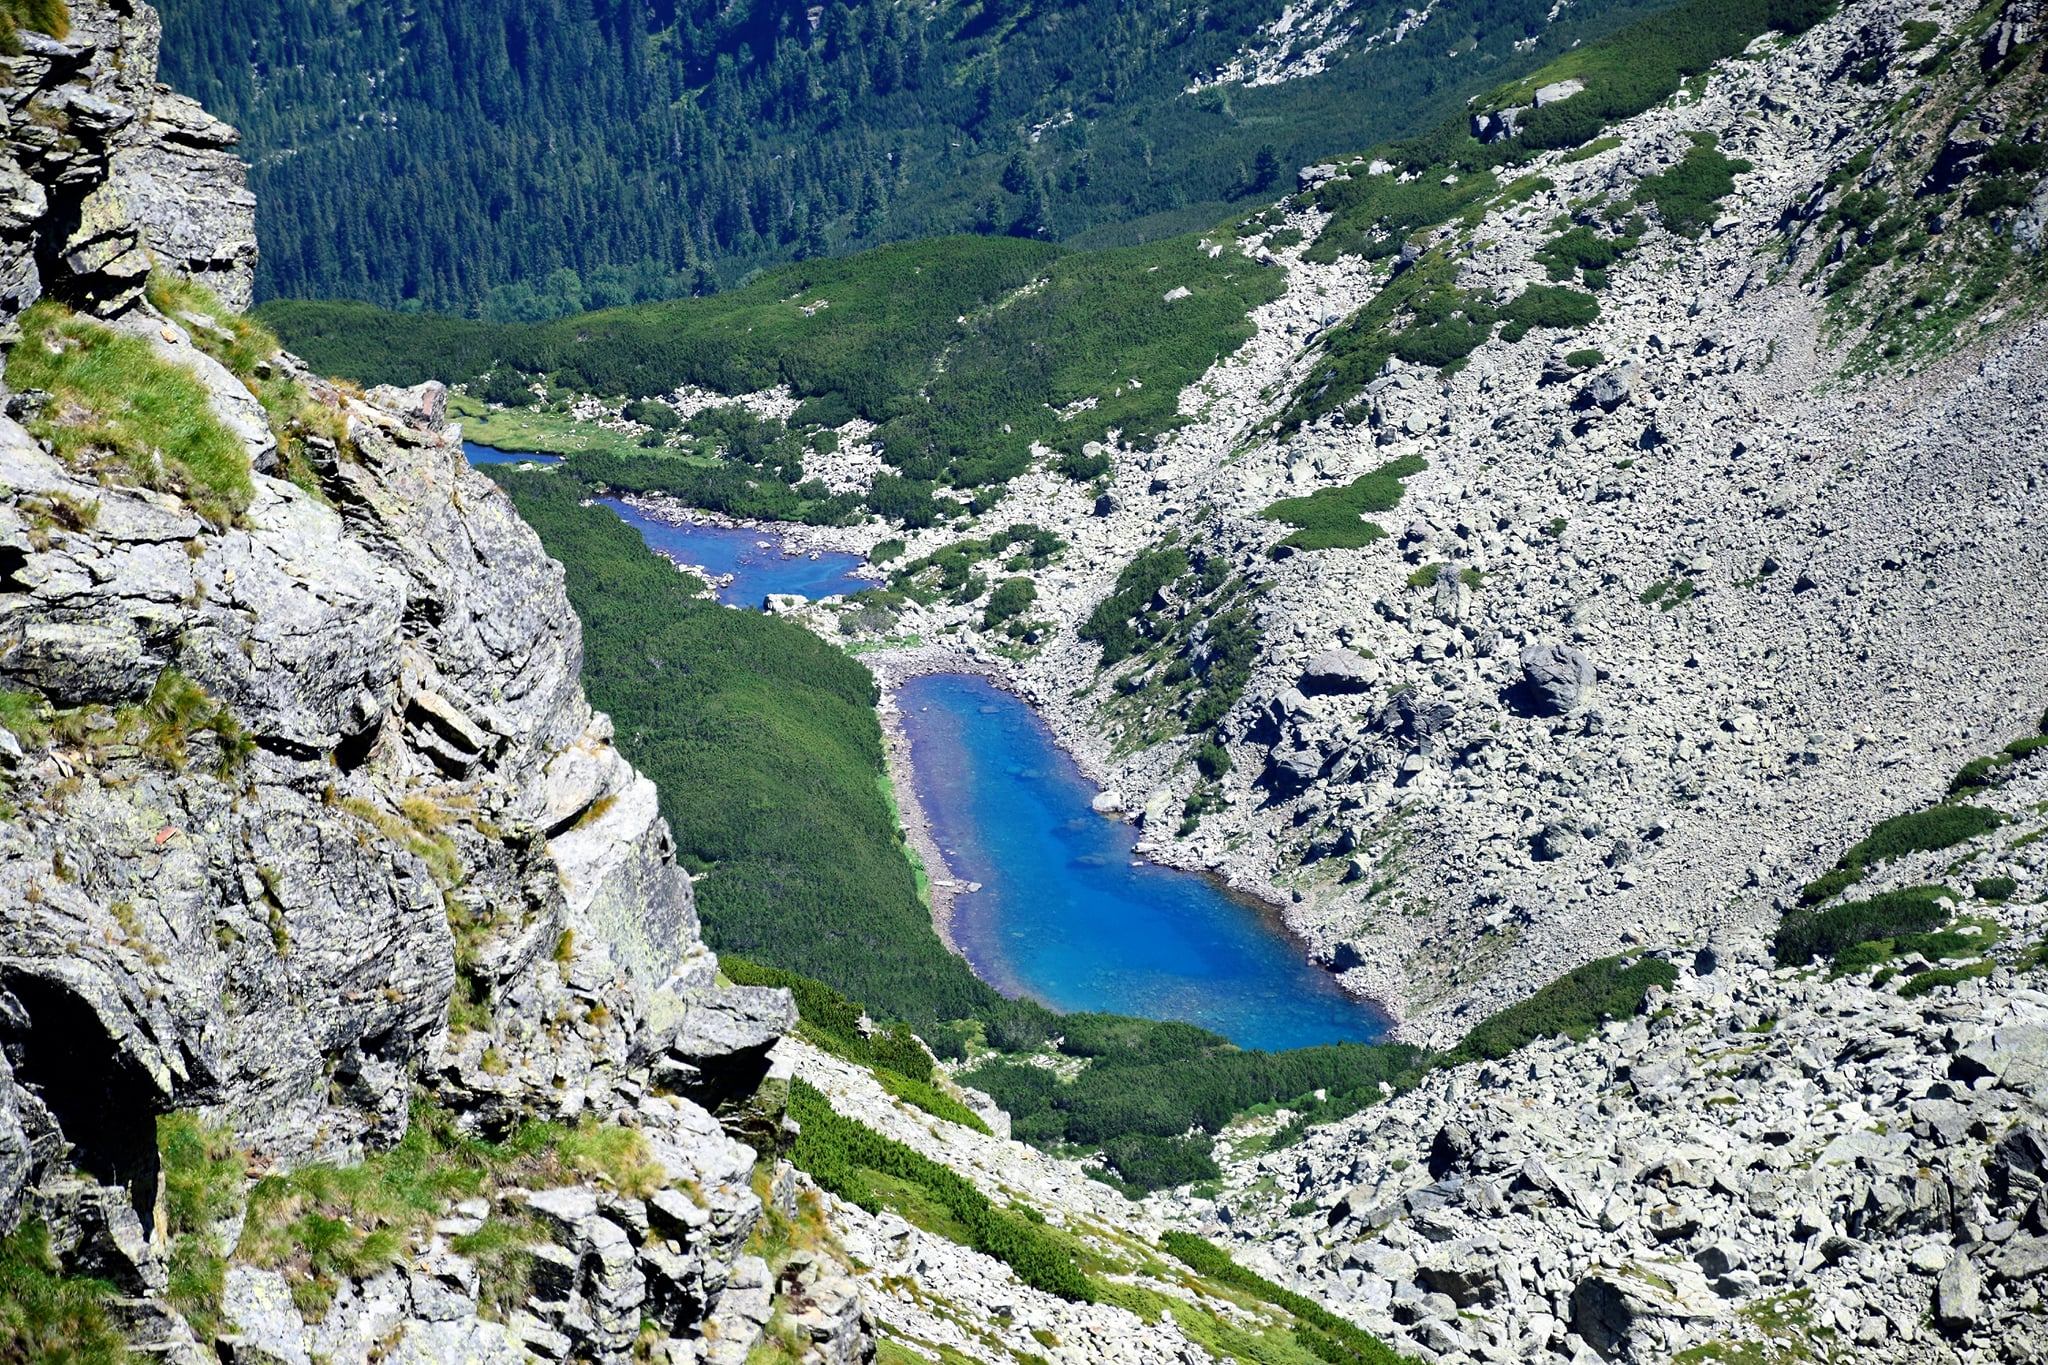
[236,1099,658,1321]
[158,1113,245,1339]
[6,302,253,527]
[0,1220,128,1365]
[0,0,67,54]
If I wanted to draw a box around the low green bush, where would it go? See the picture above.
[1054,449,1112,482]
[1898,961,1995,999]
[1849,805,2002,867]
[1443,954,1677,1065]
[1974,876,2018,903]
[982,576,1037,629]
[622,398,681,430]
[788,1081,1091,1301]
[1101,1133,1220,1191]
[1772,886,1949,966]
[1079,545,1189,663]
[1802,804,2002,903]
[1262,455,1426,551]
[1951,755,2002,793]
[1635,137,1753,238]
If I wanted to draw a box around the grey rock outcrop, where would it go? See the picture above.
[0,14,841,1350]
[0,0,256,333]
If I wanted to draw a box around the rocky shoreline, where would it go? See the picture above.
[859,641,1417,1036]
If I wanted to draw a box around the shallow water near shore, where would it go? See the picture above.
[461,445,866,607]
[899,673,1387,1052]
[601,499,868,608]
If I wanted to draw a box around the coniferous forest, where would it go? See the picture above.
[156,0,1686,315]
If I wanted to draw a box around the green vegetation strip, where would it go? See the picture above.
[1799,804,2001,904]
[1161,1231,1406,1365]
[788,1080,1092,1302]
[271,233,1282,507]
[490,468,1002,1026]
[1443,954,1679,1065]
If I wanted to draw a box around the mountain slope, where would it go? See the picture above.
[154,0,1687,311]
[840,0,2048,1046]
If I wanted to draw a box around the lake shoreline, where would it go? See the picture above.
[868,650,1400,1045]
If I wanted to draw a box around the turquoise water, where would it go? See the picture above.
[900,674,1387,1052]
[461,444,867,608]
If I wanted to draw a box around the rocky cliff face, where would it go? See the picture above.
[2,0,255,329]
[0,5,862,1363]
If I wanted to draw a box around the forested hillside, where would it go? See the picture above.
[156,0,1686,313]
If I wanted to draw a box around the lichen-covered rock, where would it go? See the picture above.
[0,0,255,332]
[0,291,811,1365]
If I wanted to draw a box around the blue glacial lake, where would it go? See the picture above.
[463,441,562,466]
[599,499,868,609]
[899,673,1387,1052]
[462,444,867,608]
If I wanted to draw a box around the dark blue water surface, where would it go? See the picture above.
[463,441,562,466]
[900,674,1386,1052]
[461,443,866,608]
[600,499,868,608]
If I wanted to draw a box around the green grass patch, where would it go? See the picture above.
[1773,885,1950,966]
[0,0,66,53]
[0,1221,126,1365]
[6,302,253,527]
[788,1080,1092,1301]
[1262,455,1426,551]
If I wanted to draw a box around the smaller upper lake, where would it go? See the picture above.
[900,674,1386,1052]
[601,500,869,609]
[463,441,561,466]
[461,443,868,608]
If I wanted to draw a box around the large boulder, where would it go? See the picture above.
[1520,643,1597,715]
[1569,1263,1726,1360]
[1299,648,1378,694]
